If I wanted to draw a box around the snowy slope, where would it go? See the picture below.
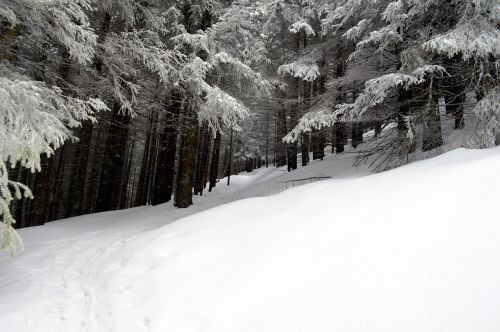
[1,148,500,332]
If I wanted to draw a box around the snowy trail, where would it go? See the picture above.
[0,218,143,331]
[0,206,226,331]
[0,152,368,332]
[0,206,216,331]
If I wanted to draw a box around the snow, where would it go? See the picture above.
[1,147,500,331]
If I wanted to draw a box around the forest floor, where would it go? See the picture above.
[1,146,500,332]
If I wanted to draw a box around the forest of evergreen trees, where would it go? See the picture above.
[0,0,498,251]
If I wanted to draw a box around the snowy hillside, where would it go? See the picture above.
[1,148,500,332]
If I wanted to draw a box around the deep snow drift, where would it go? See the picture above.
[1,148,500,332]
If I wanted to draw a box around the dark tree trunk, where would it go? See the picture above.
[300,79,312,166]
[226,128,234,186]
[136,110,160,206]
[95,104,130,212]
[442,55,466,129]
[49,147,69,220]
[311,129,325,159]
[301,133,310,166]
[222,147,230,179]
[153,127,176,205]
[32,155,54,226]
[135,110,155,206]
[175,101,198,208]
[153,94,181,204]
[115,144,133,210]
[275,107,288,167]
[286,77,299,172]
[193,125,205,195]
[331,126,336,153]
[422,79,444,151]
[315,59,327,158]
[334,92,347,154]
[66,122,93,216]
[265,108,270,168]
[319,129,325,159]
[286,143,298,171]
[422,106,443,151]
[198,128,211,195]
[351,122,363,148]
[146,113,160,205]
[334,122,346,153]
[194,124,211,196]
[80,109,109,214]
[209,130,222,192]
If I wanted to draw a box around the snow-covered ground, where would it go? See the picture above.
[1,147,500,332]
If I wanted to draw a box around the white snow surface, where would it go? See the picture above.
[1,148,500,332]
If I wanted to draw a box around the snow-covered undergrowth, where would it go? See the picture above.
[1,148,500,331]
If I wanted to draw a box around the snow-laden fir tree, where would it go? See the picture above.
[286,0,499,168]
